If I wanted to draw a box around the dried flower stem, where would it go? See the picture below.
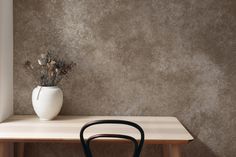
[24,51,75,86]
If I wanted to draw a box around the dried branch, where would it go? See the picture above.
[24,51,76,86]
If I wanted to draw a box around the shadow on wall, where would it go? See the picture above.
[24,142,161,157]
[23,140,219,157]
[183,138,219,157]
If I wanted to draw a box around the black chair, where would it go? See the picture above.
[80,120,145,157]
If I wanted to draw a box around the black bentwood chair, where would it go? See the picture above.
[80,120,145,157]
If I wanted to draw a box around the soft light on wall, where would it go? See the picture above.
[12,0,236,157]
[0,0,13,122]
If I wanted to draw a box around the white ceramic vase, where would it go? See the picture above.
[32,86,63,120]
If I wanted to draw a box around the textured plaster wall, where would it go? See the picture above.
[14,0,236,157]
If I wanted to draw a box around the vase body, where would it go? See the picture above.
[32,86,63,120]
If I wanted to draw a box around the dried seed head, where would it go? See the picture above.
[41,53,47,59]
[50,60,56,65]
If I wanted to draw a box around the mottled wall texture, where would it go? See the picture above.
[14,0,236,157]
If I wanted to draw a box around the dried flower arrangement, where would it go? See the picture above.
[24,51,75,86]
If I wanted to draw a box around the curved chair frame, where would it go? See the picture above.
[80,120,145,157]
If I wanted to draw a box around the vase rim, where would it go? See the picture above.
[37,85,59,88]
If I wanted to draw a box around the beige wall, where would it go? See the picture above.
[0,0,13,122]
[14,0,236,157]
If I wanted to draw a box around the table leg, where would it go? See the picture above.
[162,144,170,157]
[0,142,13,157]
[15,143,24,157]
[171,144,181,157]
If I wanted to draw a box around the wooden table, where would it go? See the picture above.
[0,115,193,157]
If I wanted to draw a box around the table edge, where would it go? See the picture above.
[0,138,193,144]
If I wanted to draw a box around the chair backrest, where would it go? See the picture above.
[80,120,145,157]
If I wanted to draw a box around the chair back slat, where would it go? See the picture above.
[80,120,145,157]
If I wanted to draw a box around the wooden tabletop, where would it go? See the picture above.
[0,115,193,144]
